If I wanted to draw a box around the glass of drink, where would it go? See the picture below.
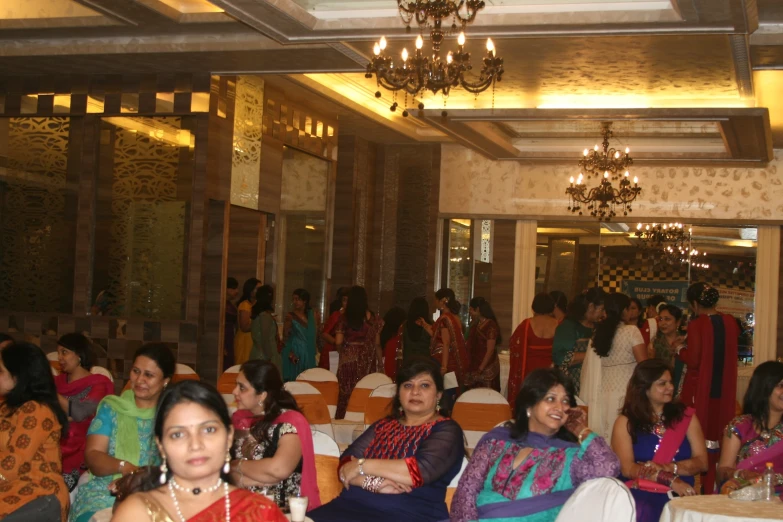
[288,496,308,522]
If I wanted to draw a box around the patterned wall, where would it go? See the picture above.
[231,76,264,210]
[0,117,76,313]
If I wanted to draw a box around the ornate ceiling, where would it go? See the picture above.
[0,0,782,158]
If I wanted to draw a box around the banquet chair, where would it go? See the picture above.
[446,456,469,512]
[364,383,397,427]
[297,368,339,419]
[122,362,200,391]
[284,381,335,439]
[554,477,635,522]
[312,429,343,504]
[452,388,512,452]
[217,364,241,412]
[90,365,114,383]
[332,372,393,445]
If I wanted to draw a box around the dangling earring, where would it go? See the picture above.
[436,398,441,411]
[223,452,231,474]
[159,457,168,485]
[526,409,531,418]
[257,400,265,415]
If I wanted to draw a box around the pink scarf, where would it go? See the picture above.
[232,410,321,510]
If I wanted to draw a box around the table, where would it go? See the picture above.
[660,495,782,522]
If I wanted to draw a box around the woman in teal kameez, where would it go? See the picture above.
[250,285,282,371]
[281,288,321,382]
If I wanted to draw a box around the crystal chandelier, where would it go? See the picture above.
[634,223,709,269]
[366,0,503,116]
[565,122,641,221]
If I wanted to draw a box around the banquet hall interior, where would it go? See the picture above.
[0,0,781,417]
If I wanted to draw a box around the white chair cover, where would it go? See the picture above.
[175,363,197,375]
[312,429,340,457]
[90,366,113,382]
[554,477,636,522]
[452,388,511,450]
[284,381,335,439]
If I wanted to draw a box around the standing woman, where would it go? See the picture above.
[380,307,407,380]
[224,277,240,369]
[464,297,502,392]
[678,283,738,494]
[235,278,262,366]
[0,342,70,522]
[549,291,568,324]
[650,305,687,393]
[335,286,383,419]
[54,333,114,492]
[320,288,349,370]
[430,288,469,389]
[281,288,320,382]
[507,293,559,409]
[250,285,281,370]
[581,292,647,440]
[552,287,606,396]
[402,297,434,364]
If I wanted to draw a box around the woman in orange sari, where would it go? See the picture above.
[113,381,286,522]
[464,297,501,391]
[430,288,469,390]
[507,293,559,409]
[319,287,348,370]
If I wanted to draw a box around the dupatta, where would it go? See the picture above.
[737,437,783,473]
[100,390,156,478]
[232,410,321,510]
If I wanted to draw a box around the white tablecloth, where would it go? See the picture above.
[660,495,783,522]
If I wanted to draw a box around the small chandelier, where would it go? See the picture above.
[566,122,641,221]
[366,1,503,116]
[634,222,710,269]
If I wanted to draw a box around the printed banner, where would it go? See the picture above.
[620,280,690,309]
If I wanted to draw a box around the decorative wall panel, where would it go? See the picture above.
[231,76,264,210]
[0,117,75,313]
[280,146,328,212]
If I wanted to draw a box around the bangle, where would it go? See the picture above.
[657,470,677,487]
[672,463,678,475]
[358,458,366,476]
[362,476,384,493]
[733,469,742,479]
[118,460,126,474]
[577,428,592,444]
[237,459,246,488]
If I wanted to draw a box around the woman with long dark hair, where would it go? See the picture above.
[718,361,783,494]
[451,368,619,521]
[235,278,261,366]
[250,285,281,370]
[0,342,69,522]
[113,380,287,521]
[581,292,647,440]
[320,287,349,370]
[650,304,687,392]
[430,288,469,389]
[380,307,407,379]
[549,291,568,324]
[229,360,321,510]
[612,360,707,522]
[464,297,502,391]
[281,288,320,382]
[402,297,434,363]
[678,282,738,494]
[334,286,383,418]
[552,287,606,396]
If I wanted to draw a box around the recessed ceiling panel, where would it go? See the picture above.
[0,0,118,28]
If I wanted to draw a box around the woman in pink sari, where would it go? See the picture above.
[430,288,469,390]
[229,360,321,511]
[54,333,114,491]
[719,361,783,494]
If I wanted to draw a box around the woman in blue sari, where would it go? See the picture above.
[450,368,619,522]
[309,358,464,522]
[281,288,320,382]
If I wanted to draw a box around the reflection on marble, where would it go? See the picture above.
[440,145,783,221]
[280,147,328,212]
[230,76,263,210]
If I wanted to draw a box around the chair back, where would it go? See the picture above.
[171,363,200,383]
[444,371,458,390]
[217,365,241,411]
[452,388,512,451]
[446,457,469,512]
[297,368,339,419]
[344,373,392,423]
[554,477,635,522]
[364,383,396,426]
[284,381,334,439]
[312,429,343,504]
[91,366,114,383]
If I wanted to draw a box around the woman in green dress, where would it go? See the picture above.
[281,288,321,382]
[251,285,282,371]
[68,342,175,522]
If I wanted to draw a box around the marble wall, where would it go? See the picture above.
[440,145,783,222]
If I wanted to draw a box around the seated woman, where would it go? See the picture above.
[112,381,286,522]
[309,358,464,522]
[54,333,114,491]
[718,360,783,494]
[611,360,707,522]
[450,368,620,522]
[69,342,175,522]
[0,342,70,522]
[229,360,321,511]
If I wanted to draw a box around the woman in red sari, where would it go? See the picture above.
[113,380,287,522]
[430,288,469,389]
[677,283,739,494]
[54,333,114,492]
[320,287,348,370]
[507,293,559,409]
[380,307,406,380]
[335,286,384,419]
[464,297,501,391]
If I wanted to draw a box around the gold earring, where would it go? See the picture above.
[223,452,231,474]
[159,456,168,485]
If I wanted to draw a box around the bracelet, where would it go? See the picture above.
[577,428,592,444]
[361,476,384,493]
[237,459,246,488]
[656,470,677,487]
[672,463,678,475]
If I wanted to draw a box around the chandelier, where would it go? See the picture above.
[366,0,504,116]
[634,222,710,269]
[566,122,641,221]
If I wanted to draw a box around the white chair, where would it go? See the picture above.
[333,372,393,445]
[554,477,636,522]
[452,388,512,451]
[364,383,397,428]
[284,381,334,439]
[90,366,113,382]
[217,365,241,413]
[446,457,469,512]
[173,363,199,381]
[312,429,343,504]
[297,368,339,419]
[444,371,458,390]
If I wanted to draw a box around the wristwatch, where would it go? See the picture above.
[358,458,366,476]
[118,460,126,474]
